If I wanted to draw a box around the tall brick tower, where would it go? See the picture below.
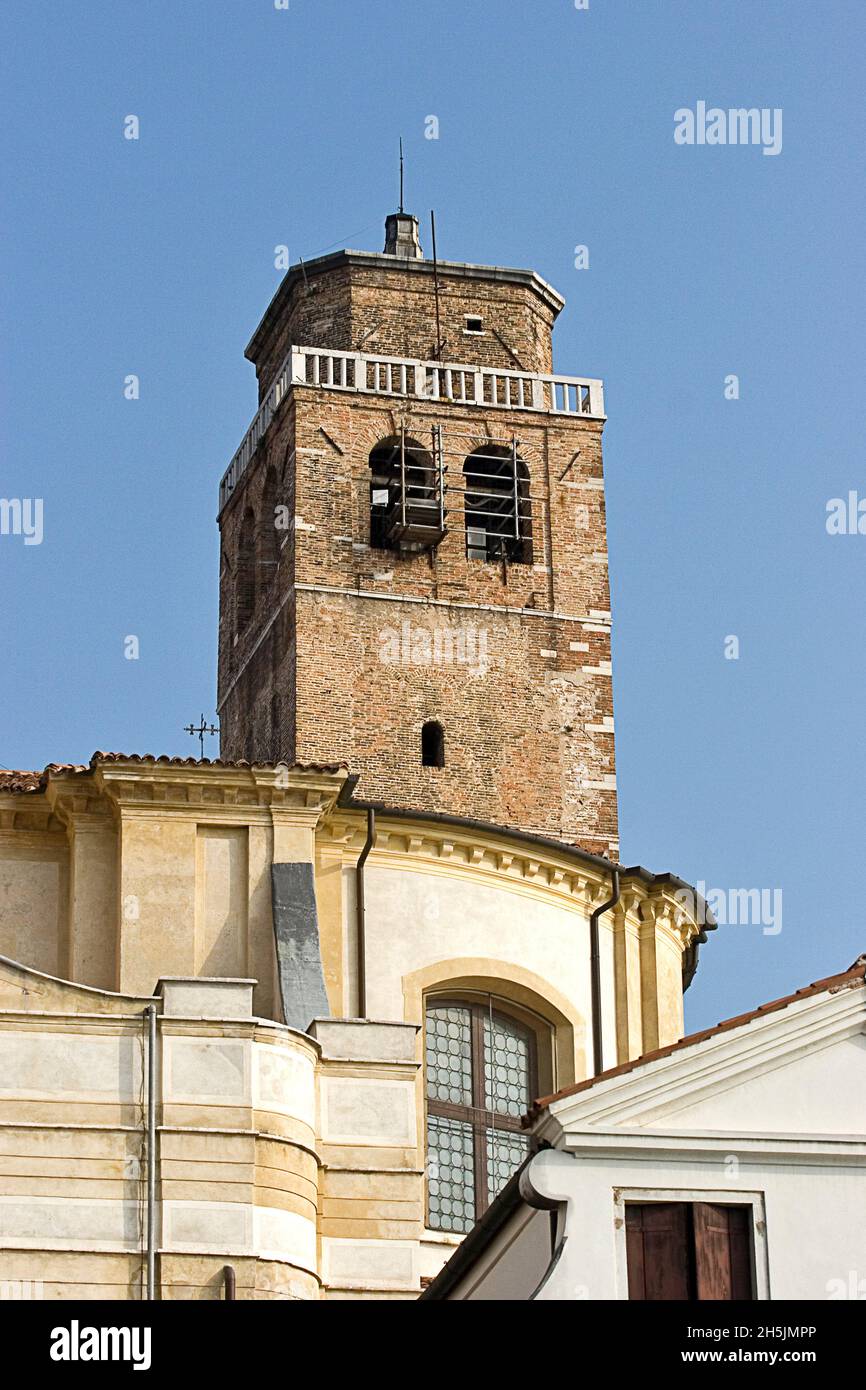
[216,212,618,857]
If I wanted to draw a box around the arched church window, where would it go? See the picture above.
[236,508,256,631]
[425,998,537,1233]
[369,434,439,551]
[421,720,444,768]
[464,444,532,564]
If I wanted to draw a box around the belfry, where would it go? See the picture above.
[217,212,618,857]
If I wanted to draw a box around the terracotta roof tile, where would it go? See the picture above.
[0,752,348,795]
[0,769,51,794]
[526,955,866,1122]
[89,751,348,773]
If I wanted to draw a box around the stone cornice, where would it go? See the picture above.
[618,882,704,951]
[557,1129,866,1163]
[92,761,347,822]
[44,780,115,833]
[320,811,708,950]
[321,810,607,911]
[0,794,65,837]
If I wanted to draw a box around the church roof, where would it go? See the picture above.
[0,751,348,795]
[526,954,866,1121]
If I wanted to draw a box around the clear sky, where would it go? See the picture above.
[1,1,863,1030]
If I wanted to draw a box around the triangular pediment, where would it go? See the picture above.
[545,976,866,1137]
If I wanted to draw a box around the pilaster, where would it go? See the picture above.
[310,1018,423,1298]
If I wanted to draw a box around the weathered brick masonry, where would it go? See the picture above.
[217,216,618,855]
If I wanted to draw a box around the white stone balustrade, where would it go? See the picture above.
[219,344,604,511]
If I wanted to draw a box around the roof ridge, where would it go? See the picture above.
[527,957,866,1120]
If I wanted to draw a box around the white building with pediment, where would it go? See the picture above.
[423,957,866,1301]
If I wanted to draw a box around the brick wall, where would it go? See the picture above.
[249,257,558,404]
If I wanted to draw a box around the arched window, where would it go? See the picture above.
[464,444,532,564]
[258,466,279,577]
[425,997,537,1233]
[236,508,256,631]
[369,434,441,551]
[421,720,444,768]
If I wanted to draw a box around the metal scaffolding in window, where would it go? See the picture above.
[368,425,539,566]
[461,439,533,565]
[369,427,446,552]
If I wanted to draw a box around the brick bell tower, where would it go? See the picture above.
[216,211,618,857]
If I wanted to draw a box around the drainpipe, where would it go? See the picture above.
[223,1265,236,1301]
[355,807,376,1018]
[144,1003,158,1300]
[589,868,620,1076]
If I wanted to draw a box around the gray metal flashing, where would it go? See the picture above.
[271,862,331,1032]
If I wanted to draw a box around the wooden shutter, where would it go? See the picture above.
[626,1204,693,1300]
[693,1203,753,1300]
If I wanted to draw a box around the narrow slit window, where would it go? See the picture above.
[421,721,445,768]
[258,466,279,574]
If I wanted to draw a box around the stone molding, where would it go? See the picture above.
[322,810,707,950]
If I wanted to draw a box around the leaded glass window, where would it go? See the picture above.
[425,998,536,1232]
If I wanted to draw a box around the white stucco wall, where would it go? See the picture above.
[362,862,614,1057]
[656,1033,866,1134]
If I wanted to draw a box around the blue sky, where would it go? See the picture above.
[1,1,863,1030]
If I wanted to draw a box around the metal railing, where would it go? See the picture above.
[219,344,605,511]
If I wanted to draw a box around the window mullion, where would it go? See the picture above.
[470,1005,489,1218]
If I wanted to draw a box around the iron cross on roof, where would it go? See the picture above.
[183,714,219,758]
